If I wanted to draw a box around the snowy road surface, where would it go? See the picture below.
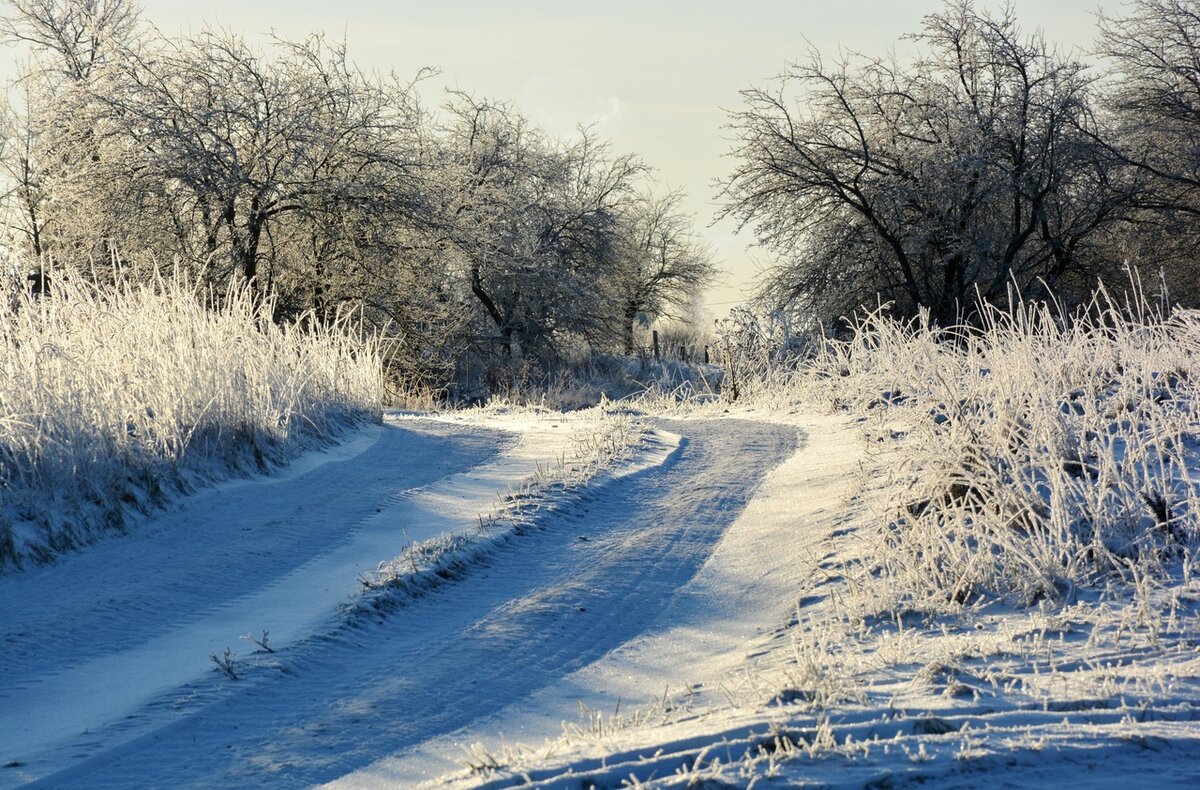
[0,412,801,788]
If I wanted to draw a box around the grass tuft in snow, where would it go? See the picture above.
[0,271,383,569]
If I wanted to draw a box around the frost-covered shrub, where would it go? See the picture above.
[0,271,383,569]
[712,307,815,402]
[873,304,1200,608]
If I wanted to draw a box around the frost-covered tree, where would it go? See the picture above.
[0,0,143,267]
[433,94,644,360]
[0,8,458,383]
[1098,0,1200,305]
[1,0,139,81]
[721,1,1117,325]
[614,189,714,354]
[81,31,427,293]
[1,81,52,259]
[0,9,432,300]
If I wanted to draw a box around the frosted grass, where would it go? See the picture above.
[715,281,1200,610]
[0,272,383,568]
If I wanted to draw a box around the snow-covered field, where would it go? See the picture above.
[4,391,1200,786]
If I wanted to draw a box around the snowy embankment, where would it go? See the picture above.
[0,405,665,787]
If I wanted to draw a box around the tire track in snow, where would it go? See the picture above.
[24,418,798,789]
[0,421,507,682]
[0,419,513,781]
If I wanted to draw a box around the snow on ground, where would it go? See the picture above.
[4,404,1199,788]
[362,410,1200,790]
[2,413,792,788]
[325,410,856,788]
[0,406,651,788]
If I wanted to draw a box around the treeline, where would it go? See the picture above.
[0,1,714,395]
[721,0,1200,327]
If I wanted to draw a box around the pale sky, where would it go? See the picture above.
[82,2,1114,312]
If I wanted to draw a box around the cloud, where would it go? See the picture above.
[528,94,625,139]
[512,67,626,140]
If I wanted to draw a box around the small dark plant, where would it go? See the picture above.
[209,647,239,680]
[240,629,274,654]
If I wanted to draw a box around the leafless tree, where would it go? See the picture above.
[433,93,644,360]
[1,0,140,81]
[721,0,1117,325]
[0,0,142,269]
[78,31,426,291]
[1097,0,1200,304]
[615,189,714,354]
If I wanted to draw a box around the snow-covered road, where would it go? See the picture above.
[0,413,802,788]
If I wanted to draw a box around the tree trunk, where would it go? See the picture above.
[243,209,265,285]
[469,263,512,357]
[623,300,640,355]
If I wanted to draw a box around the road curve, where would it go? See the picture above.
[7,417,799,789]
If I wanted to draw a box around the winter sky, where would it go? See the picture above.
[138,1,1103,313]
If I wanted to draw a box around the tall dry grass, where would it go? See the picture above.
[0,272,383,568]
[716,282,1200,610]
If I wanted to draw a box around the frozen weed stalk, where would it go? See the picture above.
[209,647,239,681]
